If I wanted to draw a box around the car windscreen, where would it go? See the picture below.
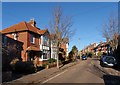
[105,57,115,64]
[82,56,86,58]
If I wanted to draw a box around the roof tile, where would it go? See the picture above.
[38,29,48,35]
[2,21,40,34]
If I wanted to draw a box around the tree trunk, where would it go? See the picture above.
[56,42,59,68]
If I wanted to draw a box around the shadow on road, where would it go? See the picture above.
[11,66,45,82]
[112,65,120,72]
[59,60,73,68]
[103,75,120,85]
[37,66,45,71]
[91,58,100,61]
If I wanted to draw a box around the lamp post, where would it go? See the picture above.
[78,38,80,57]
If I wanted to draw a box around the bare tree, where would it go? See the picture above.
[49,7,74,68]
[102,15,118,52]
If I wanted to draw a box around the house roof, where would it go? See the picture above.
[50,34,55,39]
[2,21,40,34]
[50,33,69,43]
[26,46,40,51]
[62,38,69,43]
[38,29,48,35]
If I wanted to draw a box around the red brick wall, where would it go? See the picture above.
[5,32,28,61]
[60,43,67,53]
[5,34,14,39]
[5,31,41,62]
[18,32,28,61]
[27,33,40,49]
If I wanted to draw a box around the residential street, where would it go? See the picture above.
[2,2,120,85]
[41,59,104,84]
[2,58,120,85]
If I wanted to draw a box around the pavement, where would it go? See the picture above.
[2,61,78,84]
[92,58,120,76]
[2,58,120,85]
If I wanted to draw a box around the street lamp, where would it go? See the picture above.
[78,38,80,57]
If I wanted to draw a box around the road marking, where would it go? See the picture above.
[42,70,68,84]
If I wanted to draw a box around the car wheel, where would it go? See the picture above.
[100,61,105,67]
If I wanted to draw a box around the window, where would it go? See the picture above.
[43,50,50,59]
[3,36,7,46]
[30,34,35,43]
[43,53,47,59]
[13,33,18,40]
[43,36,49,46]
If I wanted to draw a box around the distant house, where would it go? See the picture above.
[1,19,50,65]
[94,42,108,56]
[81,43,97,55]
[86,43,97,53]
[60,38,69,57]
[80,42,108,57]
[50,34,69,60]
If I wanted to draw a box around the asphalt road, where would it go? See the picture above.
[42,59,104,83]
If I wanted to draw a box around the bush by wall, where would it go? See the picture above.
[10,60,36,73]
[48,58,56,63]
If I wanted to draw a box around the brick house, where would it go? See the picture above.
[94,42,108,56]
[2,19,50,65]
[59,38,69,57]
[80,42,108,57]
[80,43,97,56]
[2,34,23,71]
[2,35,23,59]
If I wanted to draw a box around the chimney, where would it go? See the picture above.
[28,18,36,27]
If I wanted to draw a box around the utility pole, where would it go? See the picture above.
[78,38,80,57]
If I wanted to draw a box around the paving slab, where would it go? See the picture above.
[2,61,78,84]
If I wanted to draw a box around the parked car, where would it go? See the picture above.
[100,55,105,61]
[76,56,80,59]
[81,55,87,60]
[100,56,117,67]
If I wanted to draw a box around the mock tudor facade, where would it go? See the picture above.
[50,34,58,59]
[39,29,50,62]
[50,34,69,60]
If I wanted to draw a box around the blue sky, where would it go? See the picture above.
[2,2,118,51]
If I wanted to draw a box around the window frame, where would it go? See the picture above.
[30,34,35,44]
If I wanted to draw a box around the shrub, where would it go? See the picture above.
[86,52,95,58]
[10,58,20,71]
[97,52,103,58]
[10,60,36,73]
[42,63,49,69]
[48,58,56,63]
